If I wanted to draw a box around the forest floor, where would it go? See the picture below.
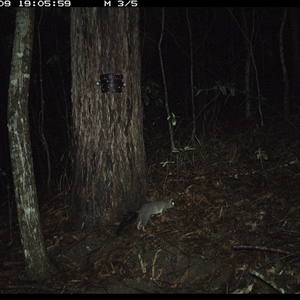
[1,116,300,293]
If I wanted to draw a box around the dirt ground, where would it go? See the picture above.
[1,118,300,293]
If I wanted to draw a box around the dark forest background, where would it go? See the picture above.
[1,7,300,203]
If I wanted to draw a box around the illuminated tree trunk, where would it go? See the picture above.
[7,8,54,281]
[71,8,147,229]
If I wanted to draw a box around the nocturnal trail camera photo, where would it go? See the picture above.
[2,6,300,293]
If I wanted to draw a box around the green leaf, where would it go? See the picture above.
[167,113,177,126]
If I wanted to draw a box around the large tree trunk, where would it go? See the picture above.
[7,8,54,281]
[71,8,147,229]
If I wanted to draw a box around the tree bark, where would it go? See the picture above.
[71,8,147,229]
[7,8,55,281]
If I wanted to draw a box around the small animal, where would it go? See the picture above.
[137,199,175,231]
[115,199,175,235]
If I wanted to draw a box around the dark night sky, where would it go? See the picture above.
[1,7,300,196]
[140,7,294,110]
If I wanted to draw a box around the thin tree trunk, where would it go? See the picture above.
[7,8,55,280]
[158,8,175,151]
[229,7,264,126]
[186,8,196,143]
[279,7,290,117]
[244,51,252,120]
